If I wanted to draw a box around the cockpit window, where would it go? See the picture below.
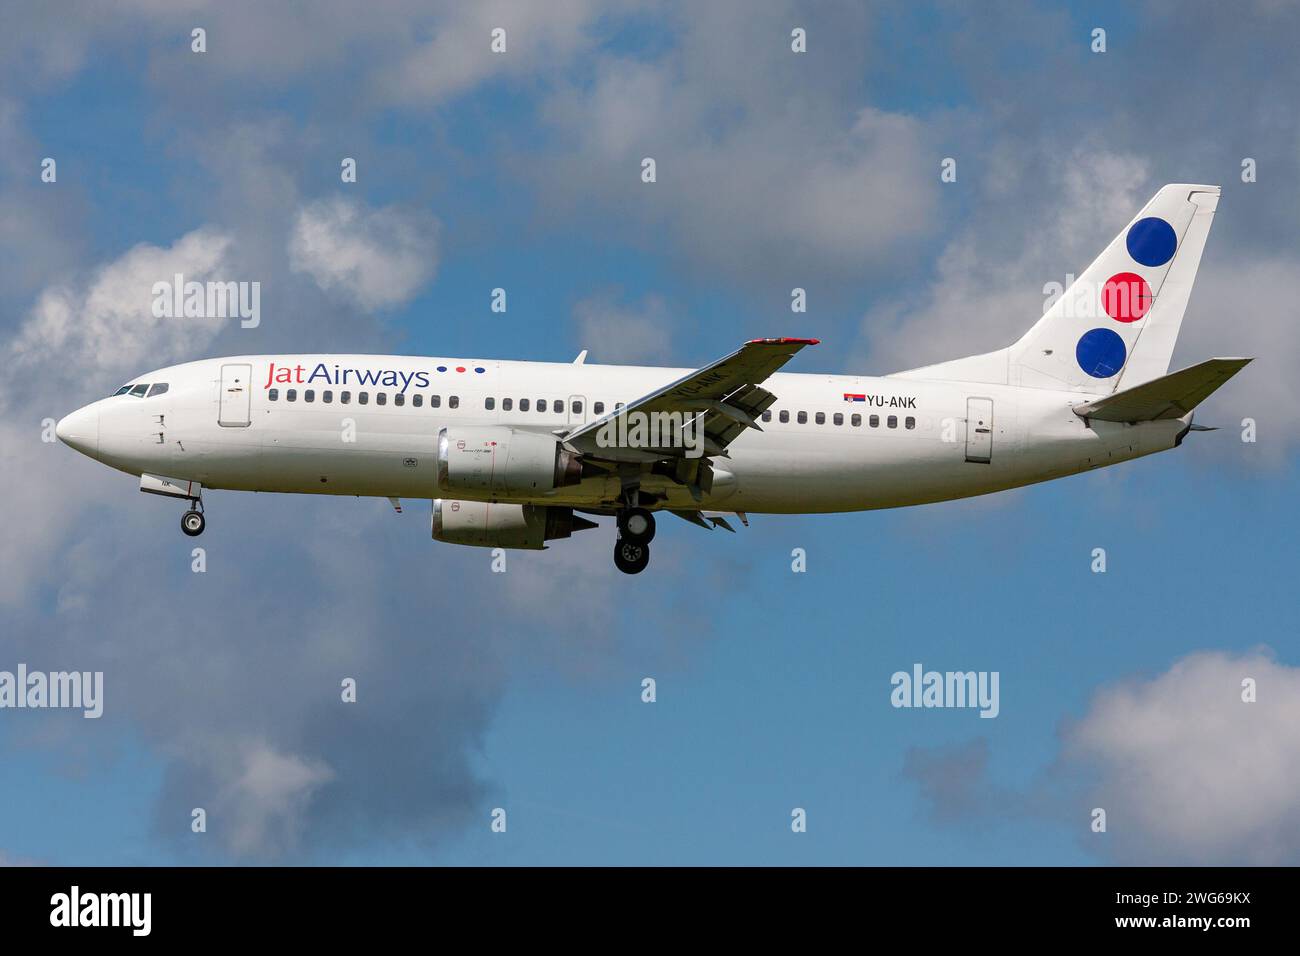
[113,385,132,396]
[129,384,149,397]
[147,383,169,397]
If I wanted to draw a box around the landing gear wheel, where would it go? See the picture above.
[181,509,206,537]
[617,507,656,545]
[613,537,650,574]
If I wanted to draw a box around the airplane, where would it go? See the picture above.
[56,183,1250,574]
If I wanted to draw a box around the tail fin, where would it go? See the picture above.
[889,184,1221,392]
[1011,183,1221,392]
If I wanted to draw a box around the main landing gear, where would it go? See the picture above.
[613,508,655,574]
[181,502,205,537]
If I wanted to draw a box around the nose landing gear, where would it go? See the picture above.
[612,508,655,574]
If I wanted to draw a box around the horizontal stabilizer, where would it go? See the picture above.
[1072,357,1251,423]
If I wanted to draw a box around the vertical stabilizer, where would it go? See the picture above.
[1009,183,1220,392]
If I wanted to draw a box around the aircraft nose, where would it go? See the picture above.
[56,404,100,457]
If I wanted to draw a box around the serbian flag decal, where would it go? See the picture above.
[843,393,866,402]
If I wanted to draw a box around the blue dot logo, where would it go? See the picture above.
[1076,328,1126,378]
[1126,217,1176,267]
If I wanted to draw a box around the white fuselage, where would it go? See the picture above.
[57,354,1189,514]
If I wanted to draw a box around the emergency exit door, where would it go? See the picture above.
[965,397,993,464]
[219,363,252,427]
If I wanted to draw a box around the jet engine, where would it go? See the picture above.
[431,499,597,550]
[437,426,584,497]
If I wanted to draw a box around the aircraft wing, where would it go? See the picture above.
[1072,357,1252,423]
[563,338,819,463]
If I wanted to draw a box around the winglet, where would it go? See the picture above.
[573,349,588,365]
[746,337,820,346]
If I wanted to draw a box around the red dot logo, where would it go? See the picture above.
[1101,272,1152,323]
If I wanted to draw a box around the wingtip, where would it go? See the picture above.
[747,337,820,346]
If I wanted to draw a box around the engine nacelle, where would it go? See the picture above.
[437,426,583,497]
[432,500,596,550]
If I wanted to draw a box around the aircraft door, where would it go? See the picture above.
[219,363,253,427]
[965,397,993,464]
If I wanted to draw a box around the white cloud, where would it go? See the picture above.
[905,650,1300,864]
[0,227,236,607]
[1174,256,1300,456]
[6,228,233,392]
[375,0,605,105]
[572,291,675,364]
[1063,649,1300,864]
[289,197,440,311]
[213,741,336,858]
[0,2,607,102]
[0,850,43,866]
[533,12,938,279]
[858,150,1150,376]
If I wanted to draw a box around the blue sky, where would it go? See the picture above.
[1,1,1297,866]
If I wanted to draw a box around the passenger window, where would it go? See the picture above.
[537,399,547,412]
[762,410,772,422]
[268,388,279,401]
[572,400,582,414]
[887,415,898,428]
[449,396,459,409]
[779,410,789,423]
[520,399,530,412]
[503,398,513,411]
[287,389,297,402]
[147,383,169,397]
[394,393,405,407]
[323,390,333,403]
[815,412,825,425]
[376,393,387,406]
[905,416,915,430]
[797,411,808,424]
[341,391,351,404]
[833,413,843,426]
[430,395,441,408]
[851,413,861,427]
[485,397,495,411]
[358,392,368,405]
[412,394,423,407]
[130,384,149,397]
[594,402,604,415]
[304,390,315,402]
[869,415,879,428]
